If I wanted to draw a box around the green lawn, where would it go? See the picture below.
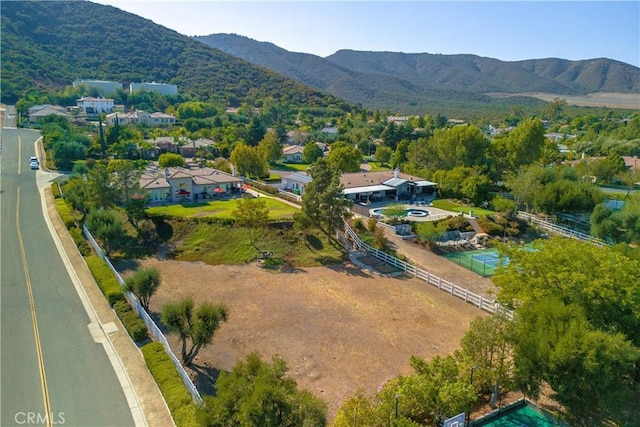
[270,163,310,172]
[169,221,346,266]
[365,161,392,172]
[146,197,299,220]
[431,199,495,216]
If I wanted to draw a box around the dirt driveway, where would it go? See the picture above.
[129,258,486,418]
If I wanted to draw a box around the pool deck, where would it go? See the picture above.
[368,203,461,222]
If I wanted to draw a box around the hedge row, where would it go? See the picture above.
[51,182,62,199]
[113,300,148,342]
[68,226,92,256]
[84,254,125,306]
[141,342,199,427]
[55,199,76,229]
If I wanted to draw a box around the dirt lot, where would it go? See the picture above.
[126,258,487,417]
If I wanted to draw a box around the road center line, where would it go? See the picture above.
[16,188,53,427]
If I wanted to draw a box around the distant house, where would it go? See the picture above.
[27,105,68,121]
[281,169,437,203]
[179,138,216,158]
[282,145,305,163]
[281,171,312,195]
[77,97,114,114]
[139,166,244,203]
[105,110,176,126]
[320,126,338,135]
[150,137,180,154]
[129,82,178,96]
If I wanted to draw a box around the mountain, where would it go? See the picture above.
[0,1,348,110]
[196,34,640,113]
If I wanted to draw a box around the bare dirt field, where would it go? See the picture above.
[126,258,487,417]
[488,91,640,109]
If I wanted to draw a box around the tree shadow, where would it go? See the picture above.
[305,234,324,251]
[187,362,224,398]
[326,262,373,278]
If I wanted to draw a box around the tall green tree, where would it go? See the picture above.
[85,208,125,257]
[125,267,161,311]
[87,162,121,210]
[302,142,323,164]
[432,125,490,170]
[158,152,186,168]
[108,159,140,202]
[198,352,327,427]
[493,237,640,346]
[230,142,268,178]
[296,158,352,240]
[257,129,282,165]
[232,196,270,253]
[326,142,362,173]
[511,298,639,422]
[161,297,228,366]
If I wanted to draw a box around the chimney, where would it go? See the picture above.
[394,168,399,178]
[231,165,236,177]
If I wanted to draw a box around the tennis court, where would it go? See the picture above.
[472,401,560,427]
[443,248,506,276]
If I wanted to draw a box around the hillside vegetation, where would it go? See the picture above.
[196,34,639,114]
[0,1,349,110]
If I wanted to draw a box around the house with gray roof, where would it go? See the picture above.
[139,166,244,203]
[280,169,437,203]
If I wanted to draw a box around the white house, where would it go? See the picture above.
[130,82,178,96]
[106,110,176,126]
[77,97,114,114]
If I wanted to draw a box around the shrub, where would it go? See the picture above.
[84,254,125,306]
[367,217,378,233]
[141,342,199,427]
[476,216,503,236]
[113,300,148,342]
[51,182,62,199]
[68,226,91,256]
[352,217,365,232]
[55,199,76,229]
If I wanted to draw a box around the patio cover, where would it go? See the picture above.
[343,184,392,195]
[411,180,438,187]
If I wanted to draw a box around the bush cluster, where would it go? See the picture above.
[68,226,91,256]
[84,254,125,306]
[51,182,62,199]
[476,216,504,236]
[113,300,148,342]
[55,199,76,229]
[141,342,199,427]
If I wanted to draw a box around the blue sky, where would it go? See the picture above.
[95,1,640,67]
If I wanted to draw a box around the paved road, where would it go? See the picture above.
[1,126,135,426]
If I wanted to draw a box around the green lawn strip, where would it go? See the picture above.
[141,342,199,427]
[270,163,310,172]
[170,221,345,267]
[431,199,495,216]
[366,162,392,172]
[146,198,298,220]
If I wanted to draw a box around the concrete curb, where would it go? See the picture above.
[35,156,175,425]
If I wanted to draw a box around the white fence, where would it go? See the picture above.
[516,211,607,246]
[83,225,203,405]
[343,222,512,319]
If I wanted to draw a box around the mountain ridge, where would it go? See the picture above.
[0,2,349,110]
[196,33,639,113]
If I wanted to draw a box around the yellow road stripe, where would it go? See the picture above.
[16,188,53,427]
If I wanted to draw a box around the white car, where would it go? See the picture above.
[30,159,39,169]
